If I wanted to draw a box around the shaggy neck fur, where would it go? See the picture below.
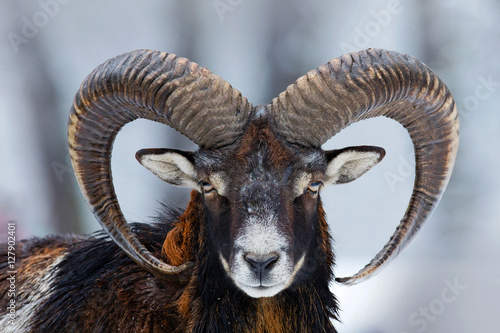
[165,191,339,332]
[12,192,338,332]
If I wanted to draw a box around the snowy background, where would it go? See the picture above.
[1,0,499,332]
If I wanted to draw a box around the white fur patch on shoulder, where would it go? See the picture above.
[0,254,66,332]
[325,150,381,186]
[139,152,198,189]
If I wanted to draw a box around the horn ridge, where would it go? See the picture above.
[271,48,459,285]
[69,49,251,282]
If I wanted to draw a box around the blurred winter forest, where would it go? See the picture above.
[1,0,499,332]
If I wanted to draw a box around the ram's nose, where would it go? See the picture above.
[244,253,279,280]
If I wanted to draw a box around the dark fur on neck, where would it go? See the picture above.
[22,192,338,332]
[175,192,339,332]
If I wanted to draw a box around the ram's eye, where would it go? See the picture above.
[307,182,322,195]
[200,181,216,194]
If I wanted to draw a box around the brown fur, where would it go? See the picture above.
[161,191,201,266]
[317,203,331,258]
[235,119,296,171]
[254,298,288,333]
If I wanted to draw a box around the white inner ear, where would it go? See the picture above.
[139,152,199,189]
[325,150,381,186]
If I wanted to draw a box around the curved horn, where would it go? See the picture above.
[271,48,459,285]
[68,50,251,282]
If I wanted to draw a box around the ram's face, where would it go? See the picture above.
[195,124,326,298]
[137,119,384,298]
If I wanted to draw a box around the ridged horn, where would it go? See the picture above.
[271,48,459,285]
[68,50,251,282]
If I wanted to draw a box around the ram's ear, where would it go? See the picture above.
[136,148,199,189]
[324,146,385,186]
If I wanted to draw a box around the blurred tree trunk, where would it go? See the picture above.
[9,2,84,234]
[262,0,317,101]
[418,0,474,251]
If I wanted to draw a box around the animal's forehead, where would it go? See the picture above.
[195,118,326,176]
[235,118,296,168]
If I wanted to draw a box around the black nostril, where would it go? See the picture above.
[244,254,279,275]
